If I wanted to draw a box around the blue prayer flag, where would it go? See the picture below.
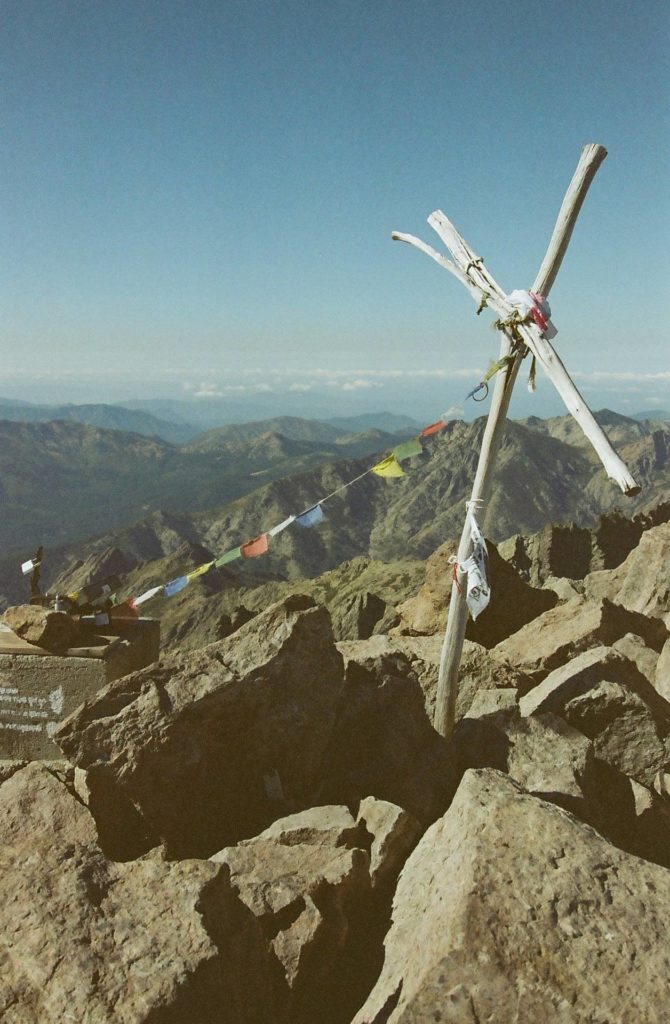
[164,575,189,598]
[295,504,324,528]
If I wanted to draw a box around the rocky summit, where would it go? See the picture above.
[2,498,670,1022]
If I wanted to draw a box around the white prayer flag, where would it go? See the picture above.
[21,559,38,575]
[133,586,163,607]
[269,515,295,537]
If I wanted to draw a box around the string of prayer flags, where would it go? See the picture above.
[269,515,296,537]
[393,437,423,463]
[241,533,269,558]
[164,575,189,598]
[459,510,490,620]
[118,412,457,611]
[371,453,405,478]
[134,585,163,607]
[215,547,242,568]
[420,419,448,437]
[295,503,324,528]
[186,560,215,581]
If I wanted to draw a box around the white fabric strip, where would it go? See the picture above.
[133,585,163,607]
[268,515,296,537]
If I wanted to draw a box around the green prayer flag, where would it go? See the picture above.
[393,437,423,463]
[215,547,242,568]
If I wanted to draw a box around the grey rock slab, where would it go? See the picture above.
[584,521,670,626]
[519,645,670,721]
[463,687,519,720]
[356,796,423,890]
[613,632,660,684]
[56,595,344,858]
[563,679,668,788]
[494,597,668,682]
[211,837,371,1019]
[454,709,600,827]
[353,768,670,1024]
[542,575,585,600]
[519,647,670,788]
[246,804,364,849]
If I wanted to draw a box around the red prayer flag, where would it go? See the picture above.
[241,533,269,559]
[420,419,448,437]
[110,599,139,622]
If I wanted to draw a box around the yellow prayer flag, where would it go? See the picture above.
[186,560,215,581]
[371,454,405,478]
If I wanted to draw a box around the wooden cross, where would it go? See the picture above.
[392,144,640,737]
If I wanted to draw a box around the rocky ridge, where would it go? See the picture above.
[2,506,670,1021]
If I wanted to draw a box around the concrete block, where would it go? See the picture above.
[0,618,160,760]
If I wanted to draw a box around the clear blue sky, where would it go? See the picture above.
[2,0,669,413]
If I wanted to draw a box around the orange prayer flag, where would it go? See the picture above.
[241,533,269,559]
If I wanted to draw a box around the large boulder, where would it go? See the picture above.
[321,637,454,824]
[656,636,670,700]
[454,705,610,827]
[498,510,649,587]
[353,769,670,1024]
[330,591,388,641]
[519,647,670,788]
[394,538,557,646]
[56,595,345,858]
[213,806,374,1024]
[338,634,531,725]
[0,764,276,1024]
[497,521,595,585]
[584,521,670,626]
[493,597,668,682]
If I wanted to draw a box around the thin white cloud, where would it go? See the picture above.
[341,379,384,391]
[194,388,225,399]
[573,370,670,383]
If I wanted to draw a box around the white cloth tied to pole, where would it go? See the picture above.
[458,510,491,620]
[506,289,557,340]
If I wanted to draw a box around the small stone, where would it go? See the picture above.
[2,604,81,650]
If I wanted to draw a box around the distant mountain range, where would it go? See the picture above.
[0,417,409,555]
[0,398,198,445]
[0,409,667,615]
[0,396,421,444]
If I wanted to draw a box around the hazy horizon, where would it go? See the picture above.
[0,365,667,426]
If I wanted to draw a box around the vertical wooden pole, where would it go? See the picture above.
[433,144,608,737]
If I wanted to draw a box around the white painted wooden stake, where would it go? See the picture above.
[392,144,640,737]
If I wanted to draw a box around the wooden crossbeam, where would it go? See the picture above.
[392,143,640,737]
